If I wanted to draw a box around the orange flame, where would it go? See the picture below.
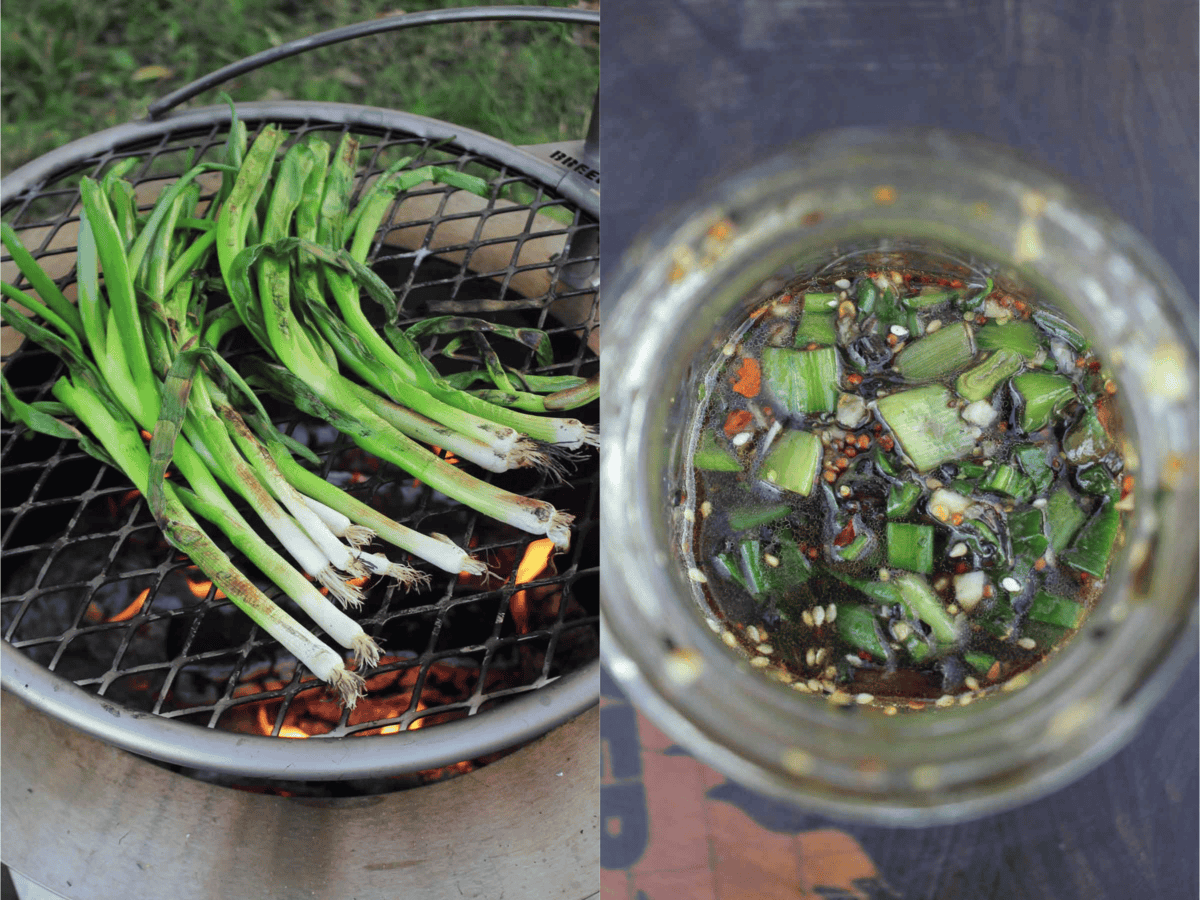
[511,538,555,633]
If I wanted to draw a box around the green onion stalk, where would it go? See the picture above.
[1,221,386,689]
[217,131,574,549]
[306,132,597,452]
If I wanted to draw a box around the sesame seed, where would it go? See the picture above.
[835,278,851,289]
[764,553,781,567]
[856,693,875,705]
[878,569,891,582]
[745,625,760,643]
[925,319,942,333]
[1018,636,1037,650]
[808,679,822,692]
[793,681,811,693]
[883,706,899,716]
[815,647,827,665]
[751,656,771,668]
[813,605,826,626]
[958,694,975,706]
[1032,498,1047,509]
[802,610,815,627]
[891,621,912,641]
[771,669,795,684]
[805,648,817,667]
[949,542,968,558]
[838,485,852,497]
[688,567,708,583]
[826,603,837,623]
[935,694,955,708]
[706,618,721,633]
[701,501,713,516]
[683,507,695,522]
[846,654,864,667]
[757,643,774,655]
[722,343,736,356]
[824,665,838,679]
[890,324,910,337]
[731,431,751,447]
[1001,577,1022,593]
[721,630,738,648]
[965,676,980,691]
[830,691,854,706]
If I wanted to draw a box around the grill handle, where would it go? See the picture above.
[146,5,599,120]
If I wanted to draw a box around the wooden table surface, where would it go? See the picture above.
[599,1,1198,897]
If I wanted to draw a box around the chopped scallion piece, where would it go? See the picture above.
[728,503,791,531]
[694,430,742,471]
[1027,590,1084,628]
[1008,507,1048,558]
[887,481,923,518]
[761,346,840,415]
[892,572,959,643]
[886,522,934,573]
[833,530,875,563]
[761,429,822,496]
[1012,444,1054,494]
[803,291,840,312]
[836,604,888,661]
[1046,488,1088,553]
[1075,463,1119,499]
[956,348,1023,403]
[1013,371,1075,431]
[855,279,879,315]
[794,313,837,347]
[876,385,977,472]
[892,320,976,381]
[965,650,996,673]
[903,288,959,310]
[975,321,1046,358]
[1032,310,1090,352]
[1063,408,1112,464]
[978,463,1034,501]
[1061,500,1120,577]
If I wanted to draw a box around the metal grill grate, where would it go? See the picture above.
[0,106,599,775]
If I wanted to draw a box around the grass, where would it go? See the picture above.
[0,0,598,177]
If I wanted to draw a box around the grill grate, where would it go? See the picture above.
[1,109,599,760]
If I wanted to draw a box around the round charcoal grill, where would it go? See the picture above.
[0,9,599,785]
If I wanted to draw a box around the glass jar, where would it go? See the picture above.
[600,128,1198,825]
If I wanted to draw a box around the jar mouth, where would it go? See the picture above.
[600,128,1199,825]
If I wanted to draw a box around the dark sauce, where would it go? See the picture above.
[681,266,1128,711]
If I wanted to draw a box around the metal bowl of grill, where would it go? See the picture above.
[0,7,600,785]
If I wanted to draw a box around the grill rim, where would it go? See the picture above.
[1,100,599,779]
[1,642,599,779]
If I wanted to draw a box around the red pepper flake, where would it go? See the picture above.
[857,434,871,449]
[858,650,874,662]
[807,547,821,560]
[823,469,838,483]
[949,279,965,288]
[847,373,864,387]
[878,435,894,451]
[986,661,1001,682]
[954,561,970,575]
[845,447,857,458]
[1034,557,1048,571]
[1088,359,1102,373]
[731,357,762,398]
[1121,475,1135,498]
[835,457,850,470]
[801,211,824,226]
[833,522,856,547]
[723,409,752,438]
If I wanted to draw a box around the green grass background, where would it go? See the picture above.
[1,0,599,176]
